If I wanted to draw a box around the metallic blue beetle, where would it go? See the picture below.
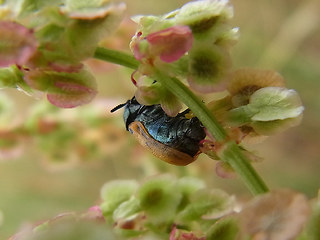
[111,97,206,165]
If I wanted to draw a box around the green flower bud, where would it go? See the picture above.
[176,177,206,211]
[137,174,182,223]
[247,87,304,121]
[0,66,24,88]
[206,217,239,240]
[113,197,141,222]
[100,180,139,217]
[112,197,145,238]
[188,44,230,93]
[176,189,234,223]
[228,87,304,135]
[134,76,165,105]
[175,0,233,35]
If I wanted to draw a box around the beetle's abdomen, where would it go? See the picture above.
[128,104,206,157]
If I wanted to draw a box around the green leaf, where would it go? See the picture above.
[0,66,22,88]
[113,197,141,221]
[251,115,303,135]
[176,177,206,211]
[64,0,104,11]
[187,44,231,93]
[174,0,233,34]
[100,180,139,217]
[137,174,182,223]
[247,87,304,121]
[4,0,62,18]
[227,106,254,126]
[176,189,234,223]
[206,217,239,240]
[63,2,125,60]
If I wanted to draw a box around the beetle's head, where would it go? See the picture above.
[111,97,143,130]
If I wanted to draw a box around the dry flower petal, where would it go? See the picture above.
[237,189,310,240]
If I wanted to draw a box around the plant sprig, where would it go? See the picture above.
[93,46,269,195]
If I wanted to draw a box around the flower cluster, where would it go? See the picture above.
[128,0,304,175]
[130,0,238,116]
[0,94,127,167]
[12,175,315,240]
[0,0,125,108]
[99,175,316,240]
[199,68,304,177]
[100,175,235,239]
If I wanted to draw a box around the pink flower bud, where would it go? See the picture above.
[146,25,193,63]
[0,21,38,67]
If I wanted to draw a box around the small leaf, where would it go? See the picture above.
[175,0,233,34]
[176,177,206,197]
[206,217,239,240]
[187,44,230,93]
[177,189,234,223]
[137,174,182,223]
[160,92,182,117]
[100,180,139,217]
[134,76,165,105]
[113,197,141,221]
[0,66,23,88]
[176,177,206,211]
[227,106,254,126]
[63,2,126,60]
[64,0,104,11]
[61,0,122,20]
[24,68,98,108]
[248,87,304,121]
[0,21,38,67]
[250,115,303,135]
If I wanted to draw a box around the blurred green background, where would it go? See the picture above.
[1,0,320,238]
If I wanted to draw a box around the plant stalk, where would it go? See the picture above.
[93,46,269,195]
[94,47,140,69]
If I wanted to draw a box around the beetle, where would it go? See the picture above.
[111,97,206,166]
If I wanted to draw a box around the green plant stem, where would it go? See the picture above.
[219,141,269,195]
[93,47,269,195]
[156,73,269,195]
[155,72,226,141]
[94,47,139,69]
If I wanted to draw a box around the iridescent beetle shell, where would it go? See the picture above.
[111,97,206,166]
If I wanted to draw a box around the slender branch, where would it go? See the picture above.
[155,71,227,142]
[93,46,269,195]
[219,141,269,195]
[155,73,269,195]
[94,47,139,69]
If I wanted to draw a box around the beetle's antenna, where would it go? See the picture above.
[110,102,127,113]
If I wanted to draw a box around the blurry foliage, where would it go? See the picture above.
[0,0,320,239]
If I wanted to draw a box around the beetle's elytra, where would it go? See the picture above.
[111,97,206,166]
